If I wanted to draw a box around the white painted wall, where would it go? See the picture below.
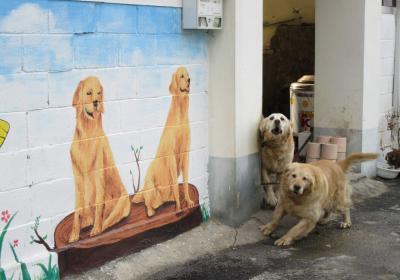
[379,9,396,149]
[209,0,263,159]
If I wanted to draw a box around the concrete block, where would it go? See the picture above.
[27,107,75,148]
[0,112,28,153]
[156,34,208,65]
[186,64,208,94]
[379,93,392,114]
[0,150,28,191]
[137,67,175,98]
[74,34,119,68]
[28,143,72,185]
[189,93,208,122]
[191,122,208,150]
[0,73,48,114]
[189,148,208,179]
[120,97,170,132]
[102,101,123,135]
[49,1,96,34]
[140,127,164,160]
[0,2,49,34]
[0,187,32,229]
[138,6,179,34]
[23,35,74,72]
[119,34,158,66]
[0,35,21,74]
[96,67,137,101]
[96,3,137,33]
[108,131,141,165]
[31,178,74,219]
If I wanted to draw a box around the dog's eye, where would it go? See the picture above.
[86,92,92,96]
[181,75,184,78]
[280,117,284,121]
[302,177,307,181]
[97,91,102,95]
[269,116,274,121]
[292,174,297,178]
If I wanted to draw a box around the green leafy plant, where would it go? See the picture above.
[130,145,143,193]
[36,254,59,280]
[0,211,17,266]
[9,243,31,280]
[200,203,210,222]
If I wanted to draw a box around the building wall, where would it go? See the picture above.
[379,9,396,152]
[0,0,209,278]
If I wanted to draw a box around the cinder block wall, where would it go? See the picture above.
[379,9,396,151]
[0,0,208,277]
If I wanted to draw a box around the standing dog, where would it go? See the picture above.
[259,113,294,207]
[260,153,378,246]
[69,76,131,243]
[132,67,195,217]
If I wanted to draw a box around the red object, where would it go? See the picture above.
[13,240,19,247]
[1,210,11,223]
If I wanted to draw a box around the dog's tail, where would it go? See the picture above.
[338,152,378,172]
[131,191,144,203]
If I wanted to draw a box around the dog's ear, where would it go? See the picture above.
[169,70,178,94]
[72,81,83,108]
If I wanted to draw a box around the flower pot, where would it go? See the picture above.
[330,137,347,153]
[306,142,321,159]
[337,152,346,161]
[320,143,338,160]
[306,157,319,163]
[316,135,331,144]
[376,162,400,179]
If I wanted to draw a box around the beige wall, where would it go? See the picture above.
[263,0,315,49]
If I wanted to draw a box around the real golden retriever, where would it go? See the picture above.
[260,153,378,246]
[69,76,131,243]
[132,67,194,217]
[259,113,294,207]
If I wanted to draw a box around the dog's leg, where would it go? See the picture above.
[69,172,84,243]
[182,151,194,208]
[143,178,156,217]
[168,156,181,213]
[260,202,286,236]
[90,170,105,237]
[262,169,278,207]
[274,218,317,246]
[339,208,352,229]
[102,194,130,232]
[318,210,331,225]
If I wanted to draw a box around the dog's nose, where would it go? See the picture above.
[294,185,301,192]
[93,100,98,108]
[274,119,280,125]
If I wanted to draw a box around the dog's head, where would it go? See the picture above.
[281,163,316,198]
[259,113,292,144]
[72,76,104,121]
[169,67,191,95]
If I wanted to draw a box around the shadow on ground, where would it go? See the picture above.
[145,179,400,280]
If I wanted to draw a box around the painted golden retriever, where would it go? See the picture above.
[69,76,131,243]
[260,153,377,246]
[132,67,195,217]
[259,113,294,207]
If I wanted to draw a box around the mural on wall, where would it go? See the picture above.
[0,211,59,280]
[0,120,9,149]
[68,76,131,243]
[132,67,195,216]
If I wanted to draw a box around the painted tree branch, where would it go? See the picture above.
[130,146,142,193]
[33,228,57,253]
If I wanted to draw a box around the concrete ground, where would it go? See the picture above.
[65,174,398,280]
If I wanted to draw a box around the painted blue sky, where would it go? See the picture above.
[0,0,208,75]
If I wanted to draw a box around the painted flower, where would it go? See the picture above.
[1,210,11,223]
[13,239,19,247]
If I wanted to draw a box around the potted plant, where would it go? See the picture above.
[377,107,400,179]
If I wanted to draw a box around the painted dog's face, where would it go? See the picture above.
[72,76,104,121]
[169,67,191,95]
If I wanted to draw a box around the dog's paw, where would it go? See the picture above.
[147,207,156,217]
[68,232,79,243]
[259,223,275,236]
[186,198,195,208]
[90,226,102,237]
[339,221,352,229]
[274,236,293,246]
[266,195,278,207]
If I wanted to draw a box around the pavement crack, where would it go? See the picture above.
[232,228,239,249]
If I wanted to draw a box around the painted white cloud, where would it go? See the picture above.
[0,3,49,33]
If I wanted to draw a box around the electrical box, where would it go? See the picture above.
[183,0,223,30]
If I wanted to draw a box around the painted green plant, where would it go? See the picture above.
[200,203,210,222]
[130,145,143,193]
[36,254,59,280]
[0,211,17,266]
[9,243,31,280]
